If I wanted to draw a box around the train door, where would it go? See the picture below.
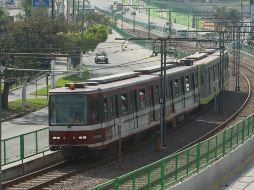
[154,84,160,121]
[170,80,174,113]
[181,76,185,109]
[208,67,211,94]
[111,94,119,138]
[133,90,139,128]
[129,90,136,130]
[148,85,155,122]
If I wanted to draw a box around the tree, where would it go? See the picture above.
[0,8,69,109]
[0,8,9,25]
[0,9,110,110]
[214,6,240,31]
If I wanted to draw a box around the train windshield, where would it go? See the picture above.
[50,94,87,125]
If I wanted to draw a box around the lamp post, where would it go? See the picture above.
[131,11,136,32]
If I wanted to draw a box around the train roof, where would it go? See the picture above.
[49,73,158,94]
[50,64,195,94]
[152,65,195,76]
[49,50,224,95]
[185,52,208,60]
[134,64,175,74]
[87,72,140,84]
[181,50,221,66]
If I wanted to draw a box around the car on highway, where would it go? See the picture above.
[95,51,109,64]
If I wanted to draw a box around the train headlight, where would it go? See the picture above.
[52,136,61,140]
[78,136,87,140]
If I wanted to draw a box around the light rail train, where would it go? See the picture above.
[49,49,229,153]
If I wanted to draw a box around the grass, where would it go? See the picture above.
[8,99,48,111]
[1,99,48,121]
[31,69,89,96]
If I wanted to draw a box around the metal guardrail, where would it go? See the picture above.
[90,114,254,190]
[1,128,49,166]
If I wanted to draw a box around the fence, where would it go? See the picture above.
[90,114,254,190]
[1,128,49,166]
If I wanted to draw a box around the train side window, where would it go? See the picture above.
[149,86,154,105]
[166,80,170,98]
[213,66,216,80]
[210,67,213,80]
[191,74,195,89]
[181,76,185,95]
[121,93,128,115]
[170,80,173,99]
[140,88,146,109]
[133,90,139,111]
[108,96,113,118]
[174,79,180,97]
[91,99,99,121]
[113,95,119,118]
[186,76,190,92]
[201,74,204,85]
[104,98,108,120]
[208,69,211,93]
[129,92,133,113]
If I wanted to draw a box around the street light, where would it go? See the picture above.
[131,11,136,32]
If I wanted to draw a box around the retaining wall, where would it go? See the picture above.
[3,151,65,181]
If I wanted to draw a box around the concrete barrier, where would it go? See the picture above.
[169,136,254,190]
[3,151,65,182]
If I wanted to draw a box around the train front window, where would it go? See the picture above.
[50,94,87,125]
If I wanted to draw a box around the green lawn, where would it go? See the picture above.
[0,99,48,121]
[8,99,48,112]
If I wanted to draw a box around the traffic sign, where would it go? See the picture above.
[32,0,49,7]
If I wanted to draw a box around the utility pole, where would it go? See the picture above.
[25,0,28,17]
[67,0,70,23]
[159,39,166,148]
[235,25,241,91]
[72,0,75,21]
[121,0,123,29]
[217,29,225,113]
[22,75,28,107]
[118,124,122,167]
[148,8,151,37]
[167,11,171,37]
[50,59,56,89]
[131,11,136,32]
[52,0,55,20]
[77,0,79,15]
[46,73,49,99]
